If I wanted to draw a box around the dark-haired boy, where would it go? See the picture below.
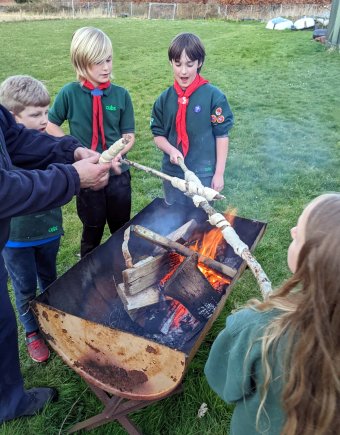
[151,32,234,206]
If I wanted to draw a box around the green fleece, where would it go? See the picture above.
[151,83,233,178]
[205,308,285,435]
[48,81,135,158]
[8,208,63,242]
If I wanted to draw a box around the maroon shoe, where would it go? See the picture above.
[26,332,50,363]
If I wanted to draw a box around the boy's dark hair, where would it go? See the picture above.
[168,33,205,73]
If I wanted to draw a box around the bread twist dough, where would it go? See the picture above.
[170,177,218,201]
[184,169,201,185]
[98,137,127,163]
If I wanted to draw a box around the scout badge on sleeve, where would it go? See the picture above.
[211,107,225,124]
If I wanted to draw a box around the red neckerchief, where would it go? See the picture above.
[174,74,208,157]
[83,80,111,151]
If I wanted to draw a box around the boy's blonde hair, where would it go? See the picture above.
[70,27,113,82]
[0,75,50,115]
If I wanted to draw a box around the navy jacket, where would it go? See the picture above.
[0,105,80,256]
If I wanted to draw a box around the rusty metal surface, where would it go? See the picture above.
[31,198,266,402]
[33,199,266,353]
[32,302,186,401]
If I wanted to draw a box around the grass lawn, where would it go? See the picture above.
[0,17,339,435]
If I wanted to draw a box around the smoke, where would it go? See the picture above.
[226,113,338,220]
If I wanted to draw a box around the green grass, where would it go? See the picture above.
[0,18,339,434]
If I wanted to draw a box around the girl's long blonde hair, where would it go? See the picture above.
[248,193,340,435]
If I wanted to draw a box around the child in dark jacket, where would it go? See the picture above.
[205,193,340,435]
[0,75,63,363]
[151,32,233,206]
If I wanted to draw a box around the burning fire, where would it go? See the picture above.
[191,210,236,289]
[192,210,236,257]
[160,210,236,290]
[159,252,184,287]
[153,211,236,337]
[192,226,223,259]
[198,264,230,289]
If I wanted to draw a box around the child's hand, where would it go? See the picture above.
[211,173,224,192]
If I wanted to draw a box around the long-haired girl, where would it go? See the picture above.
[205,193,340,435]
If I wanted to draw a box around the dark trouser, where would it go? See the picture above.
[163,175,213,207]
[2,238,60,334]
[76,171,131,258]
[0,254,31,423]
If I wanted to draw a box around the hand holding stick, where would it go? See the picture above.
[177,157,202,185]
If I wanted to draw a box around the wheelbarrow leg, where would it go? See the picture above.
[116,416,143,435]
[67,394,145,434]
[67,389,127,433]
[68,407,120,433]
[67,383,183,434]
[68,413,141,434]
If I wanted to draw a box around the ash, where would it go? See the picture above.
[106,301,145,336]
[104,298,206,351]
[133,300,204,350]
[197,302,216,319]
[143,321,204,350]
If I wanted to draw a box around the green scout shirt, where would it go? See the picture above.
[150,83,234,178]
[205,308,285,435]
[48,82,135,168]
[8,208,63,242]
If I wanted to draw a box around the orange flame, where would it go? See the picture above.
[197,264,230,288]
[192,209,236,289]
[172,302,189,328]
[160,209,236,290]
[159,253,184,286]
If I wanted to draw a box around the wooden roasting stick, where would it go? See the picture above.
[122,226,133,269]
[121,219,199,304]
[98,136,130,164]
[177,157,272,298]
[116,154,271,296]
[121,158,224,201]
[130,225,237,278]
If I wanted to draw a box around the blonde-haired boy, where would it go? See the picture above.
[0,75,62,363]
[0,75,50,125]
[47,27,135,258]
